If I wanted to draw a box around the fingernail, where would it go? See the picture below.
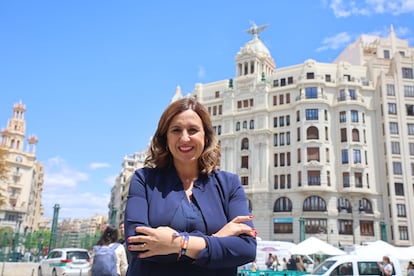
[127,238,131,243]
[128,245,132,250]
[249,215,254,219]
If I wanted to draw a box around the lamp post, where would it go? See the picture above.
[299,217,306,242]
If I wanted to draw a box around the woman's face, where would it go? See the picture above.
[167,109,205,168]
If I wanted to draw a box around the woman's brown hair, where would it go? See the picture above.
[144,97,220,174]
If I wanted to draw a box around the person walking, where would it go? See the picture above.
[90,225,128,276]
[124,97,257,275]
[378,256,393,276]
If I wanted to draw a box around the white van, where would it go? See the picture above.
[307,254,402,276]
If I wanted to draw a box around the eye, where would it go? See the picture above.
[188,128,199,135]
[170,127,181,133]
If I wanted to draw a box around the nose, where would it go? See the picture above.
[180,130,190,141]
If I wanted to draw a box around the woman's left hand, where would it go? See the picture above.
[127,226,180,258]
[213,215,256,238]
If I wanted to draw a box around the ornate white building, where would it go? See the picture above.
[0,102,45,232]
[176,24,413,246]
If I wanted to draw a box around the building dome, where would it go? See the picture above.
[237,36,271,58]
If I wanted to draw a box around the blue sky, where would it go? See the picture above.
[0,0,413,220]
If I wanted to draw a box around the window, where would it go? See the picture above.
[339,111,346,123]
[279,133,285,146]
[297,148,301,163]
[408,124,414,135]
[307,147,320,162]
[241,156,249,169]
[402,67,413,79]
[274,222,293,234]
[339,150,348,165]
[236,122,240,131]
[307,126,319,139]
[298,171,302,187]
[279,116,284,127]
[273,134,278,146]
[286,93,291,103]
[305,218,327,234]
[404,85,414,97]
[280,153,285,166]
[353,149,361,164]
[337,197,352,213]
[274,154,278,167]
[351,110,359,122]
[307,170,321,186]
[286,132,291,145]
[389,122,399,134]
[397,204,406,217]
[241,138,249,150]
[339,89,346,101]
[394,182,404,196]
[305,109,318,120]
[388,103,397,114]
[243,120,247,129]
[355,172,363,187]
[384,49,390,59]
[338,220,353,234]
[274,175,278,189]
[360,221,374,236]
[407,104,414,116]
[393,162,402,175]
[387,84,395,96]
[280,175,286,189]
[359,198,373,213]
[279,95,284,104]
[296,110,300,122]
[343,172,350,187]
[305,87,317,98]
[241,176,249,185]
[273,117,277,127]
[306,72,315,79]
[303,196,326,211]
[325,74,331,82]
[349,89,356,100]
[249,120,254,129]
[399,226,409,240]
[341,128,347,142]
[392,141,401,154]
[288,77,293,85]
[352,129,360,142]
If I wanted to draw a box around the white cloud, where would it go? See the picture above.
[316,32,353,52]
[42,191,110,220]
[44,156,89,188]
[89,162,111,169]
[329,0,414,17]
[197,66,206,79]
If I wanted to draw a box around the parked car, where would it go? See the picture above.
[306,254,402,276]
[38,248,90,276]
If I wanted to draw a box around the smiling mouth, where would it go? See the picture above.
[178,146,193,153]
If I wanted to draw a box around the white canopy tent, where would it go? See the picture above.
[351,240,414,260]
[289,237,346,256]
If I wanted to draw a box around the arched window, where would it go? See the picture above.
[337,197,352,213]
[236,122,240,131]
[274,197,292,212]
[352,128,360,142]
[243,121,247,129]
[241,138,249,150]
[359,198,373,214]
[303,195,326,211]
[249,120,254,129]
[306,126,319,139]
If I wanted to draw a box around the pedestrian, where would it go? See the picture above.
[265,253,273,269]
[124,97,257,275]
[118,221,132,265]
[90,225,128,276]
[281,257,288,271]
[287,255,297,271]
[378,255,393,276]
[407,261,414,276]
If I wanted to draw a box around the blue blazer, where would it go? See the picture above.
[125,167,256,276]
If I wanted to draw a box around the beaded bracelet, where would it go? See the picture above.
[173,232,189,260]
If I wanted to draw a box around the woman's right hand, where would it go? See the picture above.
[213,215,257,237]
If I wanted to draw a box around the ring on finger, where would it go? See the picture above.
[141,243,146,249]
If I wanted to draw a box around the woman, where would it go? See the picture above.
[379,256,393,276]
[90,225,128,276]
[125,97,257,275]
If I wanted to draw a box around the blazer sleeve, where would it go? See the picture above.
[193,171,257,269]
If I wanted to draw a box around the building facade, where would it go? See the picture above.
[0,102,45,233]
[182,25,412,246]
